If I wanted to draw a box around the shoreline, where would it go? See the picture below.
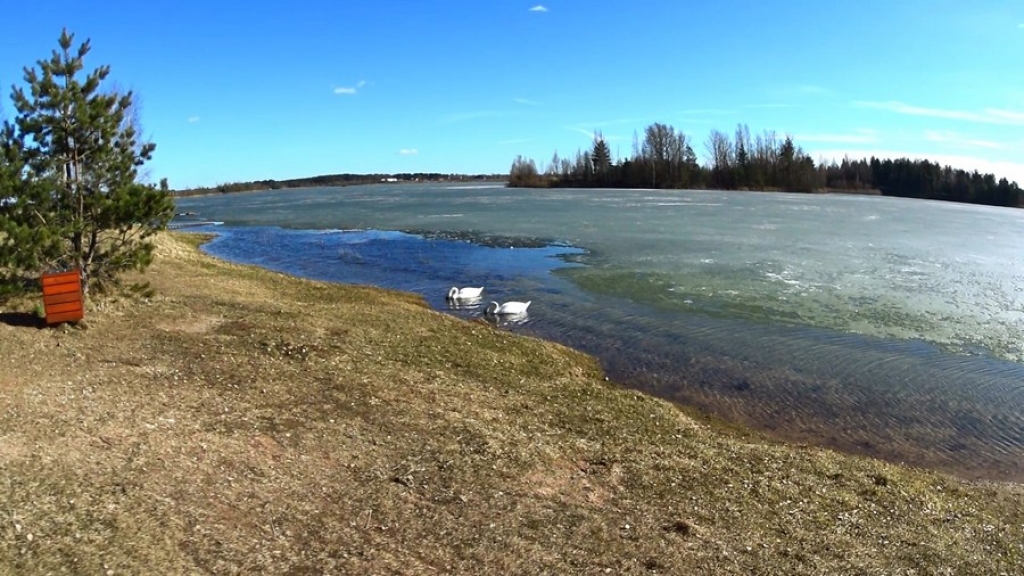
[2,232,1022,573]
[193,224,1024,484]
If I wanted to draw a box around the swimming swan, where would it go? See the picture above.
[448,286,484,300]
[486,300,531,315]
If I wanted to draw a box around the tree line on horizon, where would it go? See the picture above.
[508,123,1023,208]
[174,172,504,197]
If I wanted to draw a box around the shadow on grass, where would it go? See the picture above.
[0,311,44,329]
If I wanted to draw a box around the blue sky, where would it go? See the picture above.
[1,1,1022,188]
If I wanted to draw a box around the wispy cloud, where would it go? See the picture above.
[187,116,200,124]
[796,129,877,144]
[986,109,1024,123]
[674,108,738,125]
[568,118,645,130]
[497,138,535,146]
[440,110,504,124]
[855,100,1024,126]
[566,126,597,138]
[744,103,791,109]
[529,5,549,12]
[564,125,628,142]
[797,85,832,96]
[855,100,987,122]
[1018,23,1024,29]
[513,97,541,106]
[397,148,419,156]
[678,108,735,116]
[565,118,634,140]
[924,130,1000,149]
[333,80,366,95]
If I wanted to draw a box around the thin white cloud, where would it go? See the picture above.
[855,100,1024,126]
[333,80,367,95]
[745,103,791,109]
[796,130,877,144]
[924,130,1000,149]
[563,126,627,142]
[529,5,549,12]
[856,100,987,122]
[569,117,646,129]
[1018,23,1024,29]
[924,130,958,143]
[678,108,735,116]
[398,148,419,156]
[797,85,832,96]
[440,110,503,124]
[566,126,595,138]
[497,138,535,146]
[985,108,1024,123]
[187,116,200,124]
[966,139,1001,150]
[513,97,541,106]
[676,112,735,125]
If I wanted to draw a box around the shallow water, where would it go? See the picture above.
[177,184,1024,481]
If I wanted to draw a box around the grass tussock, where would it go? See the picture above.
[1,232,1022,575]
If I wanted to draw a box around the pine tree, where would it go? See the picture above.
[591,132,612,179]
[0,29,173,296]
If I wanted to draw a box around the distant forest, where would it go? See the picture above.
[508,123,1023,208]
[174,172,504,197]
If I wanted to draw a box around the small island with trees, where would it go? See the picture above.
[508,123,1023,208]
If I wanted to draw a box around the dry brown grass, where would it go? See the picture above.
[1,232,1022,575]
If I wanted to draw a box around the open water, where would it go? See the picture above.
[175,183,1024,481]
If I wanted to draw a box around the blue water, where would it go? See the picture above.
[201,226,584,321]
[177,184,1024,481]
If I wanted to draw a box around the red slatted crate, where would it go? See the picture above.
[41,269,84,325]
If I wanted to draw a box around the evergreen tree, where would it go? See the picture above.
[0,123,63,287]
[0,30,173,296]
[591,132,612,179]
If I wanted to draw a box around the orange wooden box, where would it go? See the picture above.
[41,269,84,325]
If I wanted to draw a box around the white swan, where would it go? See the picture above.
[448,286,484,300]
[486,300,531,315]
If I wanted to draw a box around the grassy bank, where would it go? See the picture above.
[1,233,1022,574]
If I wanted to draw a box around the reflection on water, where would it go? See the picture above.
[446,296,484,310]
[485,311,530,327]
[178,185,1024,482]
